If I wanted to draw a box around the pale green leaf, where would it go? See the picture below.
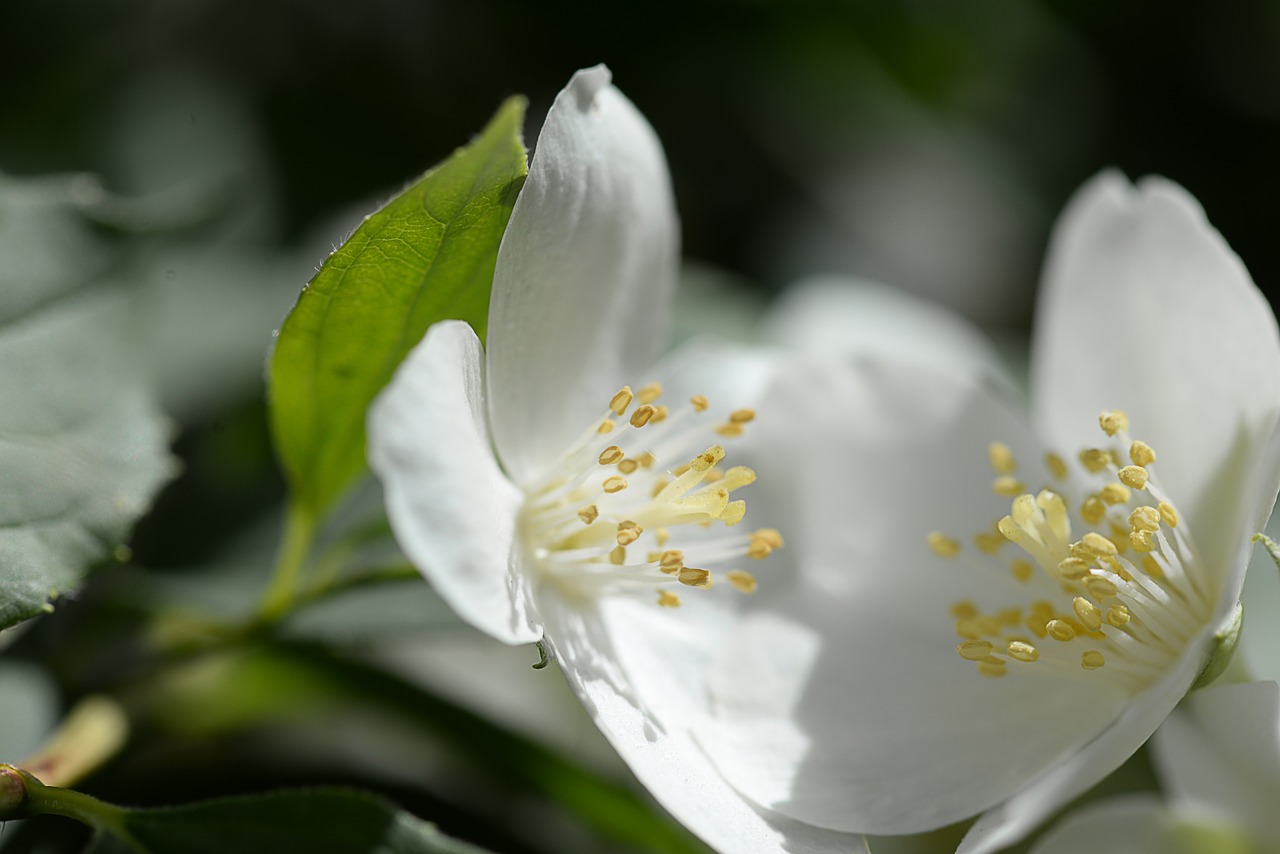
[268,97,528,518]
[0,292,177,630]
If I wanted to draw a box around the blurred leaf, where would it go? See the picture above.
[0,292,177,630]
[141,642,708,854]
[74,788,492,854]
[268,97,528,519]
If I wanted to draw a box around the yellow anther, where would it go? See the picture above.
[1079,448,1112,473]
[1129,506,1161,532]
[1099,410,1129,437]
[993,476,1026,497]
[651,405,670,423]
[1130,530,1155,553]
[637,382,663,404]
[630,404,657,428]
[957,640,995,661]
[988,442,1018,475]
[950,601,979,619]
[1047,619,1077,641]
[618,459,639,475]
[1007,640,1040,662]
[1118,465,1148,490]
[975,531,1005,554]
[616,521,643,546]
[1085,577,1119,600]
[754,529,785,549]
[1106,604,1132,627]
[1011,559,1034,582]
[714,422,744,438]
[1081,496,1107,525]
[1099,482,1131,505]
[1079,531,1118,558]
[597,419,615,434]
[729,408,756,424]
[1081,650,1106,670]
[1141,554,1165,579]
[657,590,682,608]
[678,567,712,588]
[658,549,684,569]
[1057,557,1090,581]
[598,446,625,466]
[636,451,655,469]
[1045,452,1069,480]
[1158,501,1179,527]
[725,570,758,594]
[690,394,709,412]
[655,528,670,547]
[1130,440,1156,467]
[603,476,628,493]
[609,545,626,565]
[929,531,961,557]
[609,386,634,416]
[977,658,1008,678]
[1073,597,1103,631]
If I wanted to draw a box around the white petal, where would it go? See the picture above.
[956,639,1205,853]
[768,277,1014,391]
[1032,171,1280,577]
[368,320,540,644]
[700,358,1131,834]
[540,594,867,854]
[1153,680,1280,846]
[1028,796,1175,854]
[487,65,679,484]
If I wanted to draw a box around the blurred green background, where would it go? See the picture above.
[2,1,1279,852]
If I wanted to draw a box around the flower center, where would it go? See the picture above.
[517,382,779,607]
[928,410,1214,692]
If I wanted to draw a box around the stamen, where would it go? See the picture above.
[1118,465,1148,490]
[1158,501,1179,527]
[1130,441,1156,467]
[578,505,599,524]
[599,446,624,465]
[1045,453,1069,480]
[657,591,681,608]
[1099,410,1129,436]
[725,570,758,593]
[958,640,995,661]
[1081,650,1105,670]
[690,395,709,412]
[637,382,663,404]
[603,476,628,493]
[610,387,634,416]
[989,442,1018,475]
[630,405,657,428]
[1007,640,1040,662]
[1099,483,1131,505]
[729,409,756,424]
[715,422,744,438]
[929,532,960,558]
[678,567,712,588]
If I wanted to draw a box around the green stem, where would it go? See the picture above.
[256,502,318,623]
[2,766,137,845]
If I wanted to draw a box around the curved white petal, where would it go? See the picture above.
[368,320,540,644]
[488,65,679,484]
[701,357,1137,835]
[768,277,1014,392]
[1032,171,1280,578]
[1153,680,1280,847]
[956,638,1206,853]
[1028,796,1175,854]
[539,593,867,854]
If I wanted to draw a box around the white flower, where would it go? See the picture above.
[367,66,865,854]
[695,172,1280,853]
[1032,680,1280,854]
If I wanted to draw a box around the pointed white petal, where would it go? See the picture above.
[1029,796,1175,854]
[368,320,540,644]
[488,65,679,484]
[1032,172,1280,578]
[701,357,1138,834]
[540,594,867,854]
[769,277,1014,391]
[1153,681,1280,846]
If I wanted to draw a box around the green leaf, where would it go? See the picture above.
[268,97,528,519]
[0,292,177,630]
[90,789,493,854]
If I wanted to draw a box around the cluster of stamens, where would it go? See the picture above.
[519,382,780,607]
[928,410,1211,689]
